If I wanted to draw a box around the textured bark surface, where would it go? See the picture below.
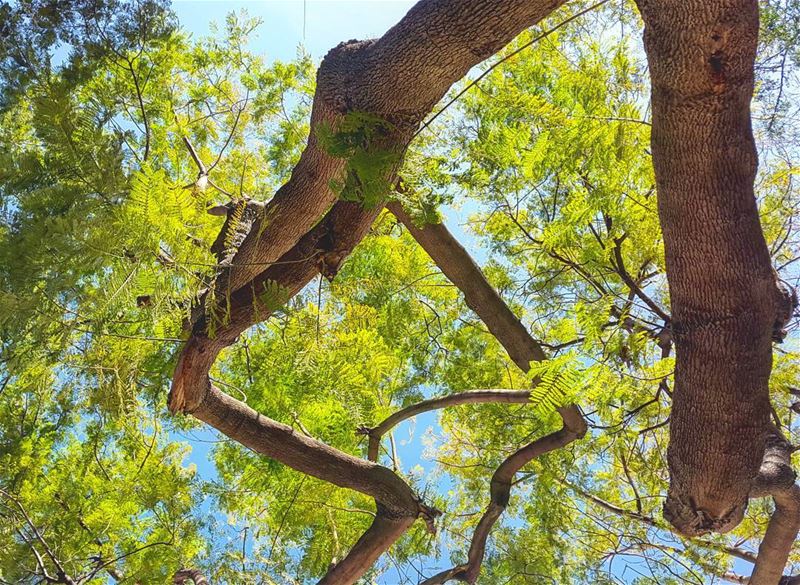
[172,0,573,414]
[749,427,800,585]
[636,0,780,535]
[212,0,570,302]
[169,201,381,413]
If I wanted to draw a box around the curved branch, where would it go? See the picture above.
[190,383,435,585]
[421,406,586,584]
[389,201,588,583]
[749,485,800,585]
[193,385,421,518]
[362,389,532,462]
[213,0,574,301]
[750,426,800,585]
[168,4,595,583]
[169,201,380,413]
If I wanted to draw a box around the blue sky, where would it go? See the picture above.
[173,1,416,60]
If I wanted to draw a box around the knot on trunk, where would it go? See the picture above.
[773,273,798,343]
[173,568,210,585]
[663,494,745,536]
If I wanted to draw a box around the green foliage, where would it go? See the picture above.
[317,112,402,208]
[527,354,582,418]
[1,1,799,584]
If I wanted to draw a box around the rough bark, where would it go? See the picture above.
[169,201,380,413]
[749,426,800,585]
[636,0,782,535]
[749,485,800,585]
[172,0,574,413]
[212,0,571,302]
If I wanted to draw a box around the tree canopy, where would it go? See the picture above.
[1,1,799,584]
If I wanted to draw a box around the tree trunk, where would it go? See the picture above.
[635,0,779,535]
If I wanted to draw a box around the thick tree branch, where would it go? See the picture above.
[636,0,781,535]
[167,202,428,585]
[193,385,420,514]
[213,0,573,305]
[749,426,800,585]
[318,513,416,585]
[190,383,436,585]
[749,485,800,585]
[169,201,380,413]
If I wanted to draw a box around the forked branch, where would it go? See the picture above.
[211,0,575,301]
